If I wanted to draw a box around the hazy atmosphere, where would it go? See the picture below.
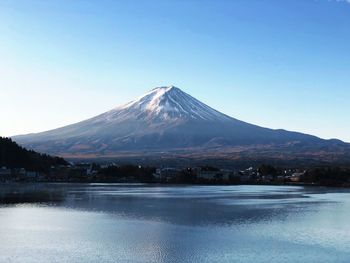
[1,0,350,142]
[2,2,350,263]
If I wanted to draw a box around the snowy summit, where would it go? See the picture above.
[114,86,231,122]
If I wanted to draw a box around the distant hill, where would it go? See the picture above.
[0,137,68,172]
[13,86,350,166]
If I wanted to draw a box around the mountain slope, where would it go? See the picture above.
[13,86,349,162]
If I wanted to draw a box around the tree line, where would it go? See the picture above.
[0,137,68,172]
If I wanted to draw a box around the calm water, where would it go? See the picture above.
[1,184,350,262]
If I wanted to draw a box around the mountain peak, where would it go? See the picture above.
[151,85,178,92]
[115,86,230,122]
[148,85,181,98]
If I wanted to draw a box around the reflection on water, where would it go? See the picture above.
[1,184,350,262]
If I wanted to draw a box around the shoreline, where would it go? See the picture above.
[2,181,349,189]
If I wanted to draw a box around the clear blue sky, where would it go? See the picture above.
[1,0,350,142]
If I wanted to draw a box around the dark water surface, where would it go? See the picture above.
[1,184,350,262]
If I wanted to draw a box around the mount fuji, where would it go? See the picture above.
[13,86,350,165]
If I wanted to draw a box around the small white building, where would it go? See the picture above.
[290,172,305,182]
[154,168,181,181]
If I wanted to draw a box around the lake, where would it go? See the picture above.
[0,184,350,262]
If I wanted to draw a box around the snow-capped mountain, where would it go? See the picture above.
[13,86,349,162]
[114,86,232,122]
